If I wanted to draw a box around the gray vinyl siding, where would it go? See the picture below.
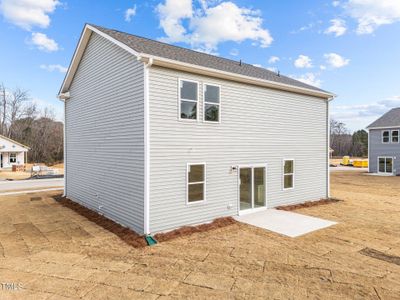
[369,129,400,175]
[65,32,145,233]
[148,66,328,233]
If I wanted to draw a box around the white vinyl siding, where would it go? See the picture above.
[65,32,145,233]
[148,66,328,233]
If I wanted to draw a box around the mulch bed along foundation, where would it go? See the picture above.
[276,198,342,211]
[52,194,236,247]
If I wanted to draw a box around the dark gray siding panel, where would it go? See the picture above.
[148,66,328,233]
[66,32,145,233]
[369,129,400,175]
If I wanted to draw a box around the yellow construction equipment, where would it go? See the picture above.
[353,160,368,168]
[341,156,351,166]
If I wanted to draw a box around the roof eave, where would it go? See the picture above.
[138,55,335,100]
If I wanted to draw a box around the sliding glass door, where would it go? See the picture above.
[239,166,266,211]
[378,157,393,174]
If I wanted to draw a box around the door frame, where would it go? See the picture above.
[237,163,267,215]
[377,156,394,174]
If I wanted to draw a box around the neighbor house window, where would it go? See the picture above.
[382,130,390,143]
[392,130,399,143]
[187,163,205,203]
[204,84,220,122]
[9,153,16,163]
[179,79,198,120]
[283,160,294,189]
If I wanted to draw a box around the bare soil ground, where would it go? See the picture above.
[0,171,400,299]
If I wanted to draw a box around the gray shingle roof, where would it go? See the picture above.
[367,107,400,128]
[91,24,331,95]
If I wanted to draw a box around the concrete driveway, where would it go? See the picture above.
[0,178,64,195]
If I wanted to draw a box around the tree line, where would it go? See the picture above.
[330,119,368,157]
[0,83,63,165]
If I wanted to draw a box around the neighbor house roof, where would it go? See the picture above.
[0,134,30,150]
[59,24,335,99]
[367,108,400,129]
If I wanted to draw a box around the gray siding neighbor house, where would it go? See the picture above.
[367,108,400,175]
[59,24,335,235]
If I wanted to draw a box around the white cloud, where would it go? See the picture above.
[332,96,400,128]
[294,55,313,68]
[156,0,273,53]
[290,73,321,87]
[344,0,400,34]
[40,64,67,73]
[324,53,350,68]
[332,1,341,7]
[0,0,59,30]
[252,64,262,68]
[268,56,280,64]
[30,32,58,52]
[229,48,239,56]
[124,5,137,22]
[320,65,326,70]
[324,19,347,36]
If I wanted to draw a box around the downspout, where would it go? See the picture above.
[58,92,70,197]
[142,56,153,234]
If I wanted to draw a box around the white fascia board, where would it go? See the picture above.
[58,24,141,96]
[367,126,400,130]
[139,55,336,100]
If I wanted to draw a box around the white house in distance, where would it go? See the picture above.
[0,135,29,169]
[59,24,335,235]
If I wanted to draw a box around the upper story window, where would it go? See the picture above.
[179,79,198,120]
[382,130,390,143]
[283,159,294,189]
[204,84,220,122]
[392,130,399,143]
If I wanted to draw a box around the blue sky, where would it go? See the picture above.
[0,0,399,131]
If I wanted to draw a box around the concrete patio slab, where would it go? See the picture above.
[234,209,337,238]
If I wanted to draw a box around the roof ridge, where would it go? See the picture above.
[90,24,289,79]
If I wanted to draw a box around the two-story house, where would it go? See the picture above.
[59,24,335,235]
[367,108,400,175]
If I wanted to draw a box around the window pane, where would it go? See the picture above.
[254,167,265,208]
[284,160,293,174]
[189,183,204,202]
[379,158,385,172]
[392,131,399,143]
[181,101,197,119]
[189,164,204,182]
[181,81,197,100]
[386,158,393,173]
[240,168,252,210]
[205,103,219,122]
[284,174,293,189]
[383,131,389,142]
[383,131,389,137]
[204,85,220,103]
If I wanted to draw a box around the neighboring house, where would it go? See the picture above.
[58,24,335,235]
[0,135,29,169]
[367,108,400,175]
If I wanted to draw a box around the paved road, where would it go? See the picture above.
[0,178,64,195]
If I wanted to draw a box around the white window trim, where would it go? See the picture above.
[186,162,206,205]
[391,130,399,143]
[283,159,295,190]
[9,153,17,164]
[382,130,390,143]
[203,83,221,123]
[178,78,199,122]
[377,156,394,174]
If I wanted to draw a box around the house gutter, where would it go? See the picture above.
[142,56,153,234]
[138,55,335,100]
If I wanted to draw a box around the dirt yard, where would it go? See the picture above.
[0,171,399,299]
